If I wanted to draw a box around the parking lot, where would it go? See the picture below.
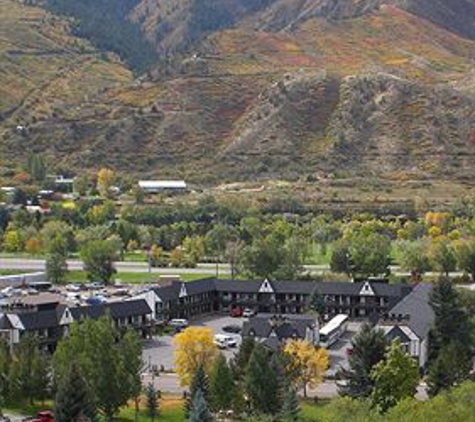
[142,315,242,372]
[142,315,360,375]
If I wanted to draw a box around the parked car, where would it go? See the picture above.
[23,410,54,422]
[230,306,243,317]
[168,319,189,329]
[222,324,242,334]
[214,334,238,349]
[85,295,107,305]
[243,308,256,318]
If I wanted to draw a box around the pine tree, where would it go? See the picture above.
[145,383,159,422]
[428,276,472,362]
[54,364,96,422]
[185,365,210,418]
[231,337,255,379]
[188,389,214,422]
[245,343,280,416]
[427,276,473,396]
[281,386,299,421]
[308,290,325,321]
[209,354,235,412]
[337,323,387,398]
[427,342,473,396]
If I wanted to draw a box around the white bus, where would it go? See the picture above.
[319,314,349,349]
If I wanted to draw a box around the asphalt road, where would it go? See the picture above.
[0,257,469,278]
[0,258,229,275]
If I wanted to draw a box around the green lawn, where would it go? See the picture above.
[66,271,225,284]
[307,244,333,265]
[117,400,184,422]
[300,400,332,420]
[6,396,184,422]
[0,269,30,276]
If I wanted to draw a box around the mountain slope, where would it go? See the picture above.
[130,0,475,55]
[0,0,474,186]
[0,0,132,119]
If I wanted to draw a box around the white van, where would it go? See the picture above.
[168,319,189,329]
[214,334,238,349]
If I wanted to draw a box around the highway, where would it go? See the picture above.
[0,257,229,275]
[0,257,469,279]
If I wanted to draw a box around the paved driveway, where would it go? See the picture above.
[326,321,361,377]
[142,314,243,372]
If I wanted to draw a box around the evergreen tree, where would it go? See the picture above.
[427,342,473,396]
[53,317,141,421]
[188,389,214,422]
[185,365,210,418]
[231,337,255,380]
[337,323,387,398]
[120,329,143,420]
[145,383,159,422]
[428,276,472,362]
[8,335,50,405]
[54,364,96,422]
[0,339,11,414]
[245,343,280,416]
[209,354,235,412]
[281,386,299,421]
[308,290,325,321]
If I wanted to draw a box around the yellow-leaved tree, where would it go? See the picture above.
[173,326,217,386]
[97,168,114,197]
[284,339,329,397]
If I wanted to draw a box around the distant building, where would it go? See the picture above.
[138,278,411,323]
[0,296,153,352]
[138,180,187,194]
[46,175,75,193]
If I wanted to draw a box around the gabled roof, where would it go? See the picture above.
[242,314,316,341]
[149,278,410,303]
[388,283,434,339]
[70,299,152,321]
[213,279,262,293]
[0,313,24,330]
[259,279,275,293]
[18,304,68,330]
[380,324,412,344]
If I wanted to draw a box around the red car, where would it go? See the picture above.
[24,411,54,422]
[230,306,243,317]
